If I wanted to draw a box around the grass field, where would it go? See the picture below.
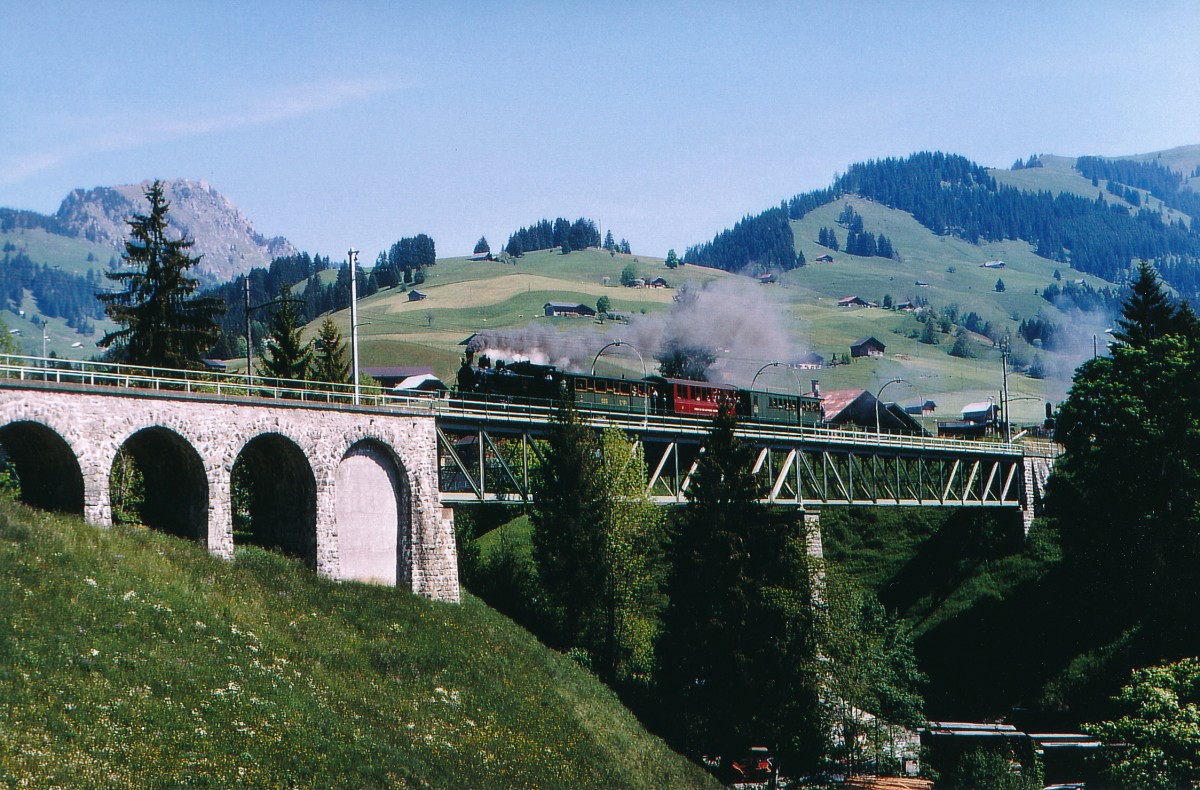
[0,499,717,788]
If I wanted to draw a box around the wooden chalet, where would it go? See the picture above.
[543,301,597,317]
[850,336,886,358]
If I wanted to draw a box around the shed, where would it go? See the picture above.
[961,401,1000,423]
[904,399,937,415]
[392,373,448,394]
[850,336,886,358]
[815,254,835,263]
[838,295,871,307]
[648,276,670,288]
[759,273,777,284]
[362,365,437,389]
[794,352,826,370]
[407,289,428,301]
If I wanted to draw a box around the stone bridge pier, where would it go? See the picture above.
[0,387,459,602]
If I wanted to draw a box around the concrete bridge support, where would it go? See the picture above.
[0,387,459,602]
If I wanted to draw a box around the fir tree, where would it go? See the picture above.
[656,407,822,769]
[310,317,350,385]
[259,283,311,382]
[97,181,224,368]
[1113,260,1181,347]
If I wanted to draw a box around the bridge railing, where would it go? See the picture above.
[0,353,398,404]
[0,353,1029,456]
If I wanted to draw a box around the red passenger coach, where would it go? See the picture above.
[646,376,739,416]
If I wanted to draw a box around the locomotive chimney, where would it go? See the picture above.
[811,379,820,397]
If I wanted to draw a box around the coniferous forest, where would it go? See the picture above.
[685,151,1200,299]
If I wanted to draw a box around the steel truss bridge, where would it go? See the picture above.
[436,402,1037,510]
[0,355,1050,512]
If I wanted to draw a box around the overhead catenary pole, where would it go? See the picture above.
[244,278,252,381]
[349,248,360,405]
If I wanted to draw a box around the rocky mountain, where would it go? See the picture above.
[53,179,296,283]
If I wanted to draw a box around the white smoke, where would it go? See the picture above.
[467,276,802,384]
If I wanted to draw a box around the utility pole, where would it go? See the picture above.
[244,278,253,380]
[1000,341,1011,442]
[349,248,360,405]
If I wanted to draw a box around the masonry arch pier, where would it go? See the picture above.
[0,385,459,602]
[0,420,84,515]
[234,433,318,568]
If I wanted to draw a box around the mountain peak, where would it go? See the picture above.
[54,179,296,283]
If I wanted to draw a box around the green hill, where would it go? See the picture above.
[0,499,716,788]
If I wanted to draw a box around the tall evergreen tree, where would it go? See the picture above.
[310,317,350,385]
[530,403,607,649]
[1113,260,1181,347]
[97,181,224,368]
[259,283,311,382]
[656,407,822,770]
[473,236,490,255]
[1050,261,1200,618]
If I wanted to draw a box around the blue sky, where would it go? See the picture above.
[3,2,1199,262]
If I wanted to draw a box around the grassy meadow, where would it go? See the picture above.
[0,499,717,788]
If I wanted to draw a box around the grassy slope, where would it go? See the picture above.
[0,227,118,357]
[0,500,716,788]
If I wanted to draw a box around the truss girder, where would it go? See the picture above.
[435,416,1028,509]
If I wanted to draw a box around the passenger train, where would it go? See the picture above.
[455,358,824,427]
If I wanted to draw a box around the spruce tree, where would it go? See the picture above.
[1113,260,1180,347]
[97,181,224,368]
[310,317,350,385]
[258,283,311,382]
[656,407,822,770]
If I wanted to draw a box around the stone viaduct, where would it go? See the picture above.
[0,385,460,602]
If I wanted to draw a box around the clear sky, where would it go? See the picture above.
[3,2,1200,262]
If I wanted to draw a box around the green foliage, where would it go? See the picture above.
[949,330,975,358]
[97,181,225,368]
[1049,264,1200,617]
[619,263,639,286]
[530,404,606,651]
[473,236,490,255]
[665,248,679,269]
[656,408,822,770]
[595,294,612,315]
[594,427,666,683]
[0,499,717,788]
[258,283,312,382]
[310,317,350,385]
[940,746,1043,790]
[0,315,18,354]
[994,277,1006,292]
[108,447,144,526]
[530,413,666,684]
[1085,658,1200,788]
[821,570,925,773]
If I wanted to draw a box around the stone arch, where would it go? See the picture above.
[116,426,208,541]
[334,438,412,585]
[0,420,85,514]
[233,432,318,568]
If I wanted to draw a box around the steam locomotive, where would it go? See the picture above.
[455,358,824,427]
